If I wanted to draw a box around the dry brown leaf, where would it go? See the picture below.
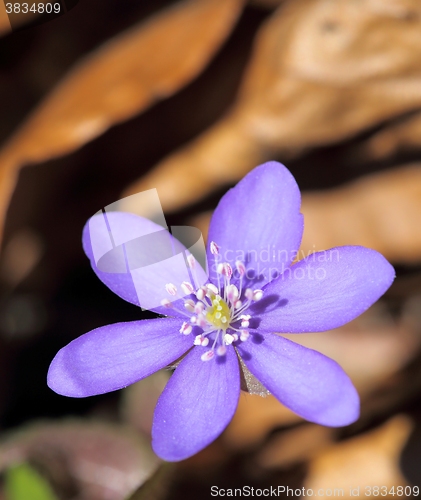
[0,0,52,36]
[0,163,20,250]
[120,370,169,437]
[0,228,44,288]
[220,303,421,451]
[304,415,414,497]
[301,163,421,264]
[0,0,244,245]
[256,424,335,469]
[242,298,421,396]
[190,163,421,264]
[224,393,302,450]
[0,420,160,500]
[283,303,421,396]
[355,111,421,161]
[1,0,244,165]
[126,463,175,500]
[123,0,421,213]
[0,2,11,36]
[249,0,285,9]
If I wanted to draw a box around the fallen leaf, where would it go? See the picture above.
[255,424,335,469]
[194,299,421,452]
[0,228,44,289]
[0,420,160,500]
[224,393,302,450]
[1,0,244,166]
[120,370,169,437]
[0,162,20,256]
[0,3,11,36]
[0,0,51,36]
[190,163,421,264]
[353,111,421,162]
[249,0,285,8]
[283,302,421,396]
[5,463,58,500]
[400,413,421,485]
[0,0,244,245]
[126,463,175,500]
[301,163,421,264]
[304,415,414,497]
[123,0,421,213]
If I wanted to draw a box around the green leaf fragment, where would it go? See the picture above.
[5,463,58,500]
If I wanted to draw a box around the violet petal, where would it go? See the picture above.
[47,318,191,397]
[152,346,240,461]
[253,246,395,333]
[240,333,359,426]
[83,211,206,317]
[207,162,303,288]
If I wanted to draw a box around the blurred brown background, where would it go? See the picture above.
[0,0,421,498]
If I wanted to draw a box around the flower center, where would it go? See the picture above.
[160,241,263,361]
[206,293,230,330]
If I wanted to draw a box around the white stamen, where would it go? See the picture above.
[162,253,261,363]
[235,260,246,276]
[206,283,219,295]
[196,287,206,301]
[181,281,194,295]
[210,241,220,255]
[240,329,250,341]
[201,350,215,361]
[217,263,233,280]
[197,314,208,328]
[184,299,195,312]
[194,302,205,314]
[194,334,209,346]
[224,333,235,345]
[217,345,227,356]
[180,322,192,335]
[165,283,177,296]
[227,284,239,302]
[240,314,251,328]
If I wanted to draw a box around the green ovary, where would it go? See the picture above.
[206,294,231,330]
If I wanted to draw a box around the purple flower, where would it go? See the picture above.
[47,162,395,462]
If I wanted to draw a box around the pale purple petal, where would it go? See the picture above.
[47,318,191,397]
[83,211,206,317]
[152,346,240,461]
[252,246,395,333]
[207,162,303,288]
[239,333,359,426]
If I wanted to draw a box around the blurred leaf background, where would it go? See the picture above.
[0,0,421,498]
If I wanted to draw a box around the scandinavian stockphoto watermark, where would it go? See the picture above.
[209,245,338,282]
[88,189,335,310]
